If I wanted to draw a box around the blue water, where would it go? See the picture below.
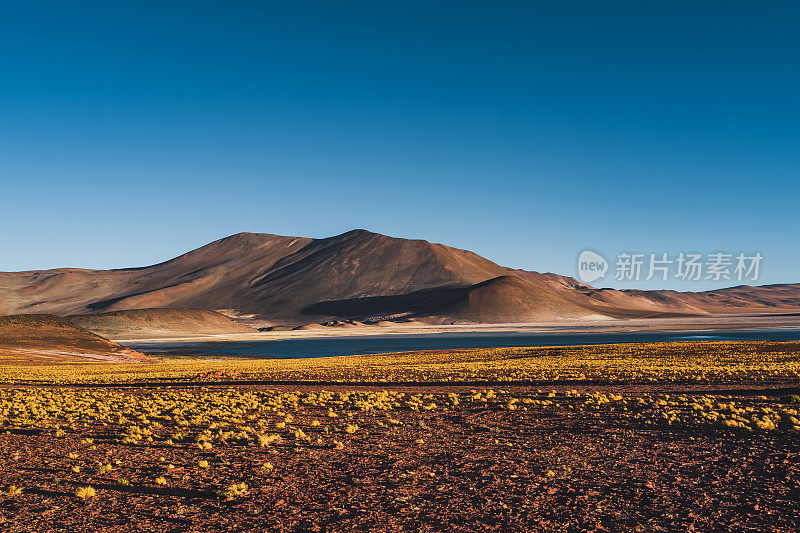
[124,328,800,359]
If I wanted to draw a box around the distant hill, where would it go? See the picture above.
[1,230,799,325]
[69,309,257,340]
[0,314,149,362]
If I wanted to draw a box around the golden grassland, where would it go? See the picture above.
[2,386,799,442]
[1,340,799,507]
[1,340,800,384]
[1,385,799,501]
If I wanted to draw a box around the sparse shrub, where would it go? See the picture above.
[257,433,281,447]
[75,486,96,500]
[218,482,248,499]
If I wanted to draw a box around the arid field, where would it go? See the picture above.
[1,341,799,532]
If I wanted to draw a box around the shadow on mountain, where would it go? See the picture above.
[303,275,601,322]
[302,286,466,319]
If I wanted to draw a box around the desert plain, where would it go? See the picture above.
[0,334,799,532]
[2,231,800,531]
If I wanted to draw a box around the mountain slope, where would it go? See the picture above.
[445,276,604,322]
[69,309,258,340]
[508,269,800,317]
[0,230,518,322]
[1,230,799,325]
[302,275,602,323]
[0,314,149,362]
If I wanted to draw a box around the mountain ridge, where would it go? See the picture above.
[1,230,799,325]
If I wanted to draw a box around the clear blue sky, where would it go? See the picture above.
[1,1,798,291]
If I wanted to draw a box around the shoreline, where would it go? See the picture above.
[113,314,800,343]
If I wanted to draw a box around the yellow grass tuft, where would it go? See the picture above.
[75,486,96,500]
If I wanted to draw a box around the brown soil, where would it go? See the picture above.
[0,383,798,532]
[0,314,149,362]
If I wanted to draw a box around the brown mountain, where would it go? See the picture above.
[0,314,149,362]
[1,230,799,325]
[69,309,257,340]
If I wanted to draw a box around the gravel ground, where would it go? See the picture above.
[0,384,798,532]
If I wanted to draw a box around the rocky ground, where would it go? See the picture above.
[0,384,798,532]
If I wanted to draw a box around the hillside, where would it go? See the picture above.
[304,275,603,323]
[0,314,149,362]
[0,230,517,323]
[1,230,799,325]
[69,309,258,340]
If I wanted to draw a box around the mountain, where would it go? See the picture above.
[0,314,149,362]
[69,309,258,340]
[1,230,799,326]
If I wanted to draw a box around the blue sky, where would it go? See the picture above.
[1,1,798,290]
